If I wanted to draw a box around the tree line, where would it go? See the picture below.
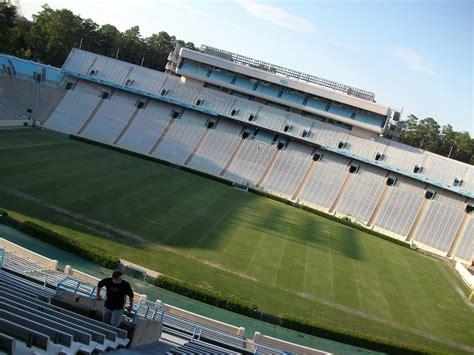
[399,116,473,165]
[0,3,472,165]
[0,3,194,70]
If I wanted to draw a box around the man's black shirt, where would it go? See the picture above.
[98,278,134,310]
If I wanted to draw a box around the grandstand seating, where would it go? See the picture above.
[189,120,243,176]
[336,163,387,223]
[414,191,466,253]
[0,242,329,355]
[81,90,137,144]
[298,153,351,210]
[264,142,313,197]
[224,135,276,185]
[373,176,426,237]
[45,81,102,134]
[153,110,209,165]
[455,218,474,262]
[118,100,176,153]
[0,270,129,354]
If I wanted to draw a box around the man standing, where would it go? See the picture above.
[97,270,134,327]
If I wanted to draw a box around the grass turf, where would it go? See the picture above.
[0,129,473,353]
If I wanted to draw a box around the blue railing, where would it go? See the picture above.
[0,54,63,83]
[0,248,4,269]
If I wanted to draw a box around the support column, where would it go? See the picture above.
[113,99,149,145]
[406,190,430,242]
[41,86,69,125]
[328,161,353,214]
[184,120,218,166]
[367,173,392,227]
[292,158,318,201]
[77,95,108,135]
[148,115,178,155]
[220,138,245,176]
[256,148,281,187]
[447,213,471,258]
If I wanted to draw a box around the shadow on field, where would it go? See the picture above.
[0,129,364,262]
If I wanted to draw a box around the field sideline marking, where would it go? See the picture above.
[363,239,398,324]
[392,245,437,331]
[243,216,273,275]
[272,224,290,287]
[350,257,365,313]
[217,220,248,265]
[328,234,335,302]
[302,230,310,294]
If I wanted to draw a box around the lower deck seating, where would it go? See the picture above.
[0,270,129,354]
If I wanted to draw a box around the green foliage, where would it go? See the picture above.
[399,115,473,164]
[155,275,257,317]
[2,3,194,70]
[19,221,118,268]
[0,2,19,54]
[0,210,8,216]
[279,314,431,354]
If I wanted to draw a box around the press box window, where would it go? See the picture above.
[349,164,359,174]
[425,189,436,200]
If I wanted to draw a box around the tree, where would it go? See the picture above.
[452,131,473,163]
[30,5,100,66]
[439,124,456,157]
[0,2,19,54]
[97,24,122,58]
[416,117,440,152]
[399,114,419,148]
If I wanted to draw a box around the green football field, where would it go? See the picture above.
[1,129,473,353]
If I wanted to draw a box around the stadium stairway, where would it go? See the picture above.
[0,270,130,354]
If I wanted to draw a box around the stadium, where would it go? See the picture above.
[0,7,473,354]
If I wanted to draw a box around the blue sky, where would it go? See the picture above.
[21,0,473,134]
